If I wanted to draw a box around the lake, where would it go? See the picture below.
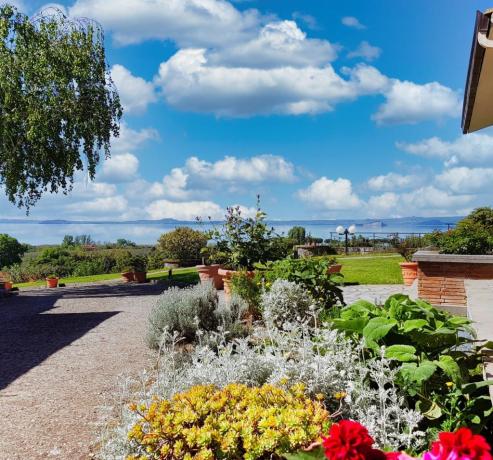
[0,220,458,245]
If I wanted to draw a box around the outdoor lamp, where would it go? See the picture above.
[336,225,356,255]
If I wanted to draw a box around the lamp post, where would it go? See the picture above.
[336,225,356,255]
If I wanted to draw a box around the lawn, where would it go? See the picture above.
[336,254,405,284]
[14,267,199,289]
[13,255,403,289]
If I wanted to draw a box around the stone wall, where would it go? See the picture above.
[414,251,493,311]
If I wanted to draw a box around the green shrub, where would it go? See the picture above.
[157,227,207,265]
[261,279,316,329]
[331,294,493,436]
[230,270,261,317]
[259,258,344,308]
[146,282,219,347]
[0,234,27,268]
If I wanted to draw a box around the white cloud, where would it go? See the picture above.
[396,133,493,166]
[297,177,362,210]
[69,0,260,47]
[367,172,421,192]
[65,195,128,214]
[292,12,318,30]
[347,41,381,61]
[156,48,354,116]
[341,16,365,29]
[207,20,337,69]
[101,153,139,183]
[111,64,157,115]
[373,80,461,125]
[159,154,296,198]
[367,186,474,218]
[146,199,224,220]
[111,122,159,154]
[436,167,493,193]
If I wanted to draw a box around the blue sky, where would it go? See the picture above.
[2,0,493,221]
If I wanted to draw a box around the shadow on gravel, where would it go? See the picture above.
[0,282,168,390]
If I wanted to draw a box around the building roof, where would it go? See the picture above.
[462,9,493,133]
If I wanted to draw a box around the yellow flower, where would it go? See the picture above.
[445,381,454,388]
[334,391,347,400]
[126,383,330,459]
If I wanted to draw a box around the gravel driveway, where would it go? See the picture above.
[0,282,166,460]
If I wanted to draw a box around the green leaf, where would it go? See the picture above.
[447,316,471,326]
[402,319,428,333]
[399,361,437,385]
[418,400,443,420]
[435,355,461,384]
[363,317,397,345]
[462,380,493,395]
[332,317,368,334]
[385,345,417,362]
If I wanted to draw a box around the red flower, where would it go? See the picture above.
[323,420,386,460]
[423,428,492,460]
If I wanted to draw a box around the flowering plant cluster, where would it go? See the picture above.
[127,383,330,460]
[286,420,492,460]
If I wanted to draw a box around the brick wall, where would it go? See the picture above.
[418,261,493,307]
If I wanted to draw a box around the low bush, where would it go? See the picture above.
[261,279,317,329]
[146,282,219,347]
[331,294,493,439]
[260,258,344,308]
[127,383,330,460]
[230,270,262,316]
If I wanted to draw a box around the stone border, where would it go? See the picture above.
[413,250,493,264]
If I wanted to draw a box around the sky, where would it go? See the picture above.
[2,0,493,221]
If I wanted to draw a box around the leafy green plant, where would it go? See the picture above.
[157,227,207,265]
[331,294,493,437]
[209,197,279,270]
[230,270,261,317]
[259,258,344,308]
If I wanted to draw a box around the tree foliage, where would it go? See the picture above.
[157,227,208,264]
[0,233,27,268]
[0,5,122,209]
[288,226,306,245]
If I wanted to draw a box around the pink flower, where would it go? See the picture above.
[423,428,492,460]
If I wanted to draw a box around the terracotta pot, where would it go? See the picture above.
[218,269,254,300]
[133,271,147,283]
[400,262,418,286]
[46,277,59,288]
[3,281,13,291]
[328,264,342,274]
[121,271,134,283]
[196,264,223,289]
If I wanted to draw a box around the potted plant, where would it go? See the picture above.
[121,267,134,283]
[326,256,342,274]
[196,244,229,289]
[46,275,59,288]
[214,197,276,299]
[131,256,148,283]
[395,239,418,286]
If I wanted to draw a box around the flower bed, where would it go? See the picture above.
[99,272,493,459]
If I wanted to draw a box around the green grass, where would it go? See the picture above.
[336,254,405,284]
[14,267,199,289]
[13,255,403,289]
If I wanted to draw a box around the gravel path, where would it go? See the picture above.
[0,282,167,460]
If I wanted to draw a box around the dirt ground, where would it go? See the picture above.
[0,282,165,459]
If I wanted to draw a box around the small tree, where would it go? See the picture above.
[288,226,306,245]
[0,233,27,268]
[0,5,122,209]
[157,227,207,265]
